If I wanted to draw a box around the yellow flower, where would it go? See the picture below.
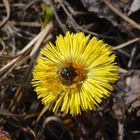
[32,32,119,116]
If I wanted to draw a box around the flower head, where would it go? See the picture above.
[32,32,119,116]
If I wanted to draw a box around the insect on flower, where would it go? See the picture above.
[57,65,77,85]
[32,32,119,116]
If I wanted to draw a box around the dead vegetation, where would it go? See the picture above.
[0,0,140,140]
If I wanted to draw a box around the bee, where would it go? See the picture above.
[57,66,77,85]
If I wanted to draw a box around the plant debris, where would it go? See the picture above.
[0,0,140,139]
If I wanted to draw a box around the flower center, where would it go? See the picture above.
[58,66,77,85]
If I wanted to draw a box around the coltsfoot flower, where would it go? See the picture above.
[32,32,119,116]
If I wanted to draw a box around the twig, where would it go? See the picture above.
[7,29,49,113]
[62,1,86,16]
[117,49,130,57]
[118,121,124,140]
[8,87,22,112]
[119,67,127,73]
[128,46,136,68]
[47,0,67,33]
[0,22,53,80]
[21,126,38,140]
[0,55,29,81]
[112,38,140,51]
[30,34,52,57]
[18,23,52,56]
[36,105,49,123]
[58,0,98,36]
[23,0,39,10]
[0,0,10,27]
[9,21,41,27]
[0,109,23,117]
[59,0,118,40]
[0,3,25,8]
[102,0,140,30]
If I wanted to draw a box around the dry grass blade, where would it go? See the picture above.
[0,0,10,27]
[18,22,52,56]
[112,38,140,51]
[8,87,22,112]
[58,0,98,36]
[119,67,127,73]
[36,105,49,123]
[30,32,52,58]
[0,57,22,79]
[102,0,140,30]
[0,109,22,117]
[0,22,53,80]
[48,0,67,33]
[9,21,41,27]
